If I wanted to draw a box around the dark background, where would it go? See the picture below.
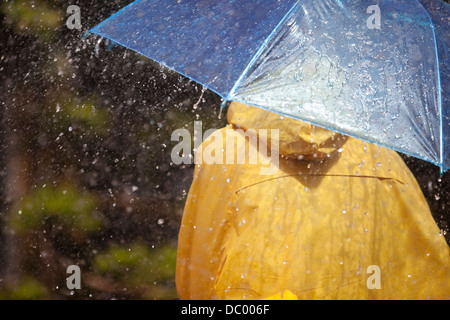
[0,0,448,299]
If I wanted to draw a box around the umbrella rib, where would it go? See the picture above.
[417,0,445,172]
[434,27,444,173]
[227,0,302,102]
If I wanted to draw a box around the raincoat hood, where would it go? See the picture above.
[227,101,346,159]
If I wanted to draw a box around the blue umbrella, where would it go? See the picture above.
[90,0,449,172]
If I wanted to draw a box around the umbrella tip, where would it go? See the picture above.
[218,100,228,120]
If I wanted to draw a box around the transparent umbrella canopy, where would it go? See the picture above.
[90,0,450,172]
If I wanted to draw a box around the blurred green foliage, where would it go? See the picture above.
[2,0,62,40]
[0,276,50,300]
[9,184,102,235]
[60,98,110,137]
[94,242,178,299]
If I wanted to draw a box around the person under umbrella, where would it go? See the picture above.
[176,101,450,300]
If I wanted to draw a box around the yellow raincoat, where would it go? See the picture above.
[176,101,450,300]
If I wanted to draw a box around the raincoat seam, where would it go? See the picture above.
[234,174,406,194]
